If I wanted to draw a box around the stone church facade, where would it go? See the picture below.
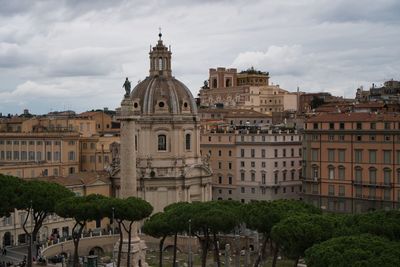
[112,33,212,213]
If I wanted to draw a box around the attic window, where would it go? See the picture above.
[158,101,165,108]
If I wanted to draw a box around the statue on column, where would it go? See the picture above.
[123,77,131,97]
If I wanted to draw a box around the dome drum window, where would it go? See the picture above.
[158,134,167,151]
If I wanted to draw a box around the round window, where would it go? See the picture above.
[134,102,138,108]
[158,102,165,108]
[183,102,188,108]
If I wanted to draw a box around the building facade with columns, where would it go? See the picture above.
[113,34,212,214]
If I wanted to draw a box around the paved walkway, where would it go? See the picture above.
[0,246,27,265]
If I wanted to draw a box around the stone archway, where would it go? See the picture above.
[89,246,104,256]
[3,232,12,247]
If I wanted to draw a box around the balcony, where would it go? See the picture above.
[353,181,392,188]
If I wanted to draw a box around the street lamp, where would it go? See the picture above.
[188,219,192,267]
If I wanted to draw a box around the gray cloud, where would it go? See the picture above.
[0,0,399,114]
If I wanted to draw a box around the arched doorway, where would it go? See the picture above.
[3,232,12,247]
[89,246,104,256]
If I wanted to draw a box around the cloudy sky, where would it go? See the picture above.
[0,0,399,115]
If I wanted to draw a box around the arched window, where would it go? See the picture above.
[185,133,191,150]
[158,134,167,151]
[158,57,163,70]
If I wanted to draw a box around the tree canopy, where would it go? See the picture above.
[305,234,400,267]
[271,214,336,265]
[0,174,24,217]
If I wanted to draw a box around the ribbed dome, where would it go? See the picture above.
[130,75,198,115]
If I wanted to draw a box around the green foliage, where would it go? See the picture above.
[0,174,24,216]
[271,214,336,260]
[143,212,174,238]
[55,194,108,222]
[337,210,400,241]
[305,234,400,267]
[244,199,321,236]
[18,180,74,214]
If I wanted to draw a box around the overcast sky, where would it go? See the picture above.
[0,0,399,115]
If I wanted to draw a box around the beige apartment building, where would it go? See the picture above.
[0,132,80,177]
[201,128,303,202]
[199,67,298,113]
[302,112,400,213]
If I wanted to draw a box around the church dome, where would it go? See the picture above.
[129,34,197,115]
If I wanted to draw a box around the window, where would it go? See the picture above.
[158,135,167,151]
[383,150,392,164]
[283,149,286,157]
[338,149,345,162]
[355,187,362,198]
[291,171,295,180]
[241,187,245,193]
[228,176,232,185]
[356,135,362,141]
[369,168,377,184]
[262,162,266,167]
[356,122,362,130]
[339,122,345,130]
[291,148,294,157]
[261,149,266,158]
[384,189,391,201]
[53,168,59,176]
[69,167,75,174]
[328,149,335,162]
[13,151,19,160]
[312,149,319,161]
[218,176,222,184]
[369,187,376,199]
[218,162,222,169]
[312,166,319,180]
[328,185,335,196]
[185,134,191,150]
[384,122,391,130]
[274,149,278,158]
[251,173,255,181]
[328,166,335,180]
[385,135,391,142]
[251,149,255,158]
[283,172,287,181]
[384,169,392,185]
[370,122,376,129]
[241,172,245,181]
[208,136,211,142]
[328,135,334,141]
[355,167,362,183]
[98,155,102,163]
[68,151,75,161]
[21,151,27,160]
[47,151,52,161]
[262,173,266,184]
[313,123,318,129]
[355,150,363,163]
[158,57,163,70]
[228,162,232,169]
[339,185,345,196]
[369,150,377,164]
[274,172,278,184]
[36,151,42,161]
[241,149,245,157]
[339,135,345,141]
[274,161,278,168]
[397,150,400,164]
[251,161,255,168]
[369,135,376,141]
[240,161,245,167]
[229,150,232,157]
[338,166,345,180]
[329,123,334,130]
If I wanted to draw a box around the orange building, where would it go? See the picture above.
[302,112,400,213]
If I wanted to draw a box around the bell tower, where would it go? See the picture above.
[149,30,172,77]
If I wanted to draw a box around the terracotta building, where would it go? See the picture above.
[199,67,297,113]
[302,112,400,213]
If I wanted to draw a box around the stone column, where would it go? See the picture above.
[116,97,148,267]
